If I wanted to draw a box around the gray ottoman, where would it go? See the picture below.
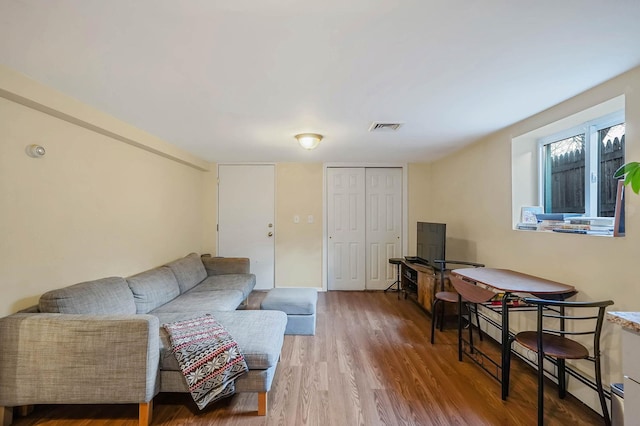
[260,288,318,335]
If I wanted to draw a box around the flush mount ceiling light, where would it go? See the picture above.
[295,133,323,150]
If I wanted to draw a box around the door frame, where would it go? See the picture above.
[323,163,408,291]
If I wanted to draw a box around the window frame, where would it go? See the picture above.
[537,110,625,217]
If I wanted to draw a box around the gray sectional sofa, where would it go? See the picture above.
[0,253,287,426]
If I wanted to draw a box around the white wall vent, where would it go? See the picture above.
[368,122,403,132]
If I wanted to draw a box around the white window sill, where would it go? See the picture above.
[513,228,622,237]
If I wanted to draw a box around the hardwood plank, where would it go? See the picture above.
[11,291,604,425]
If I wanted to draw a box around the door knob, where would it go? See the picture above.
[268,232,273,237]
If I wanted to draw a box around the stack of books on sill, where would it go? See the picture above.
[536,214,582,232]
[516,213,579,231]
[562,217,615,235]
[518,214,614,235]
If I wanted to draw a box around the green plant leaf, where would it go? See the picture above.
[615,162,640,194]
[614,162,640,178]
[631,167,640,194]
[625,173,634,187]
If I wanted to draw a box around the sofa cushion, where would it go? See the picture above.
[260,287,318,315]
[189,274,256,300]
[126,267,180,314]
[165,253,207,293]
[39,277,136,315]
[201,256,250,275]
[149,290,244,314]
[155,310,287,371]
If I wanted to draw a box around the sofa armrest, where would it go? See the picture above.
[201,255,250,275]
[0,313,160,406]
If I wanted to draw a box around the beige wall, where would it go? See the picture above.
[421,65,640,411]
[0,69,209,316]
[275,163,324,288]
[407,163,432,256]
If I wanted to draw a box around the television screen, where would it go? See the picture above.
[416,222,446,270]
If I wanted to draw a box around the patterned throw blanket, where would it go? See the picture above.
[163,315,248,409]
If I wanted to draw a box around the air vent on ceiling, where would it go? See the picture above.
[368,122,403,132]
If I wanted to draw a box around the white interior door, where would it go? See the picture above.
[365,168,402,290]
[327,168,366,290]
[218,164,275,290]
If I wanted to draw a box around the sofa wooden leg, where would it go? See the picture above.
[257,392,267,416]
[139,401,153,426]
[1,406,13,426]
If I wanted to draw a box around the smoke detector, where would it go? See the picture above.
[368,122,403,132]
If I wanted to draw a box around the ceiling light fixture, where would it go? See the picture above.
[295,133,323,150]
[26,144,46,158]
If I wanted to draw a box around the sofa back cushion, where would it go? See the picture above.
[126,266,181,314]
[39,277,136,315]
[165,253,207,293]
[201,256,250,275]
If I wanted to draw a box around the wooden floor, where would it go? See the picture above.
[11,291,604,425]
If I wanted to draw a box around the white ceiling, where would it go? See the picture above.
[1,0,640,163]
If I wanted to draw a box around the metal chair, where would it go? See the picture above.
[506,298,614,426]
[448,275,496,360]
[385,258,403,299]
[430,260,484,344]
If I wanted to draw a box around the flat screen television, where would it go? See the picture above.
[416,222,446,270]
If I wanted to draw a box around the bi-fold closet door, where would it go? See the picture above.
[327,167,402,291]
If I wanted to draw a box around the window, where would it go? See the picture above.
[511,95,626,234]
[538,111,625,217]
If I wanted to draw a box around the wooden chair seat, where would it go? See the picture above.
[434,291,458,303]
[515,331,589,359]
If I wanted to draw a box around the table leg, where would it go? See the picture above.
[501,292,510,400]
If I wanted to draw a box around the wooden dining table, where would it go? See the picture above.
[451,267,576,400]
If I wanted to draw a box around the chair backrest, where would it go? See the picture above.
[522,298,614,355]
[450,275,495,304]
[434,260,485,292]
